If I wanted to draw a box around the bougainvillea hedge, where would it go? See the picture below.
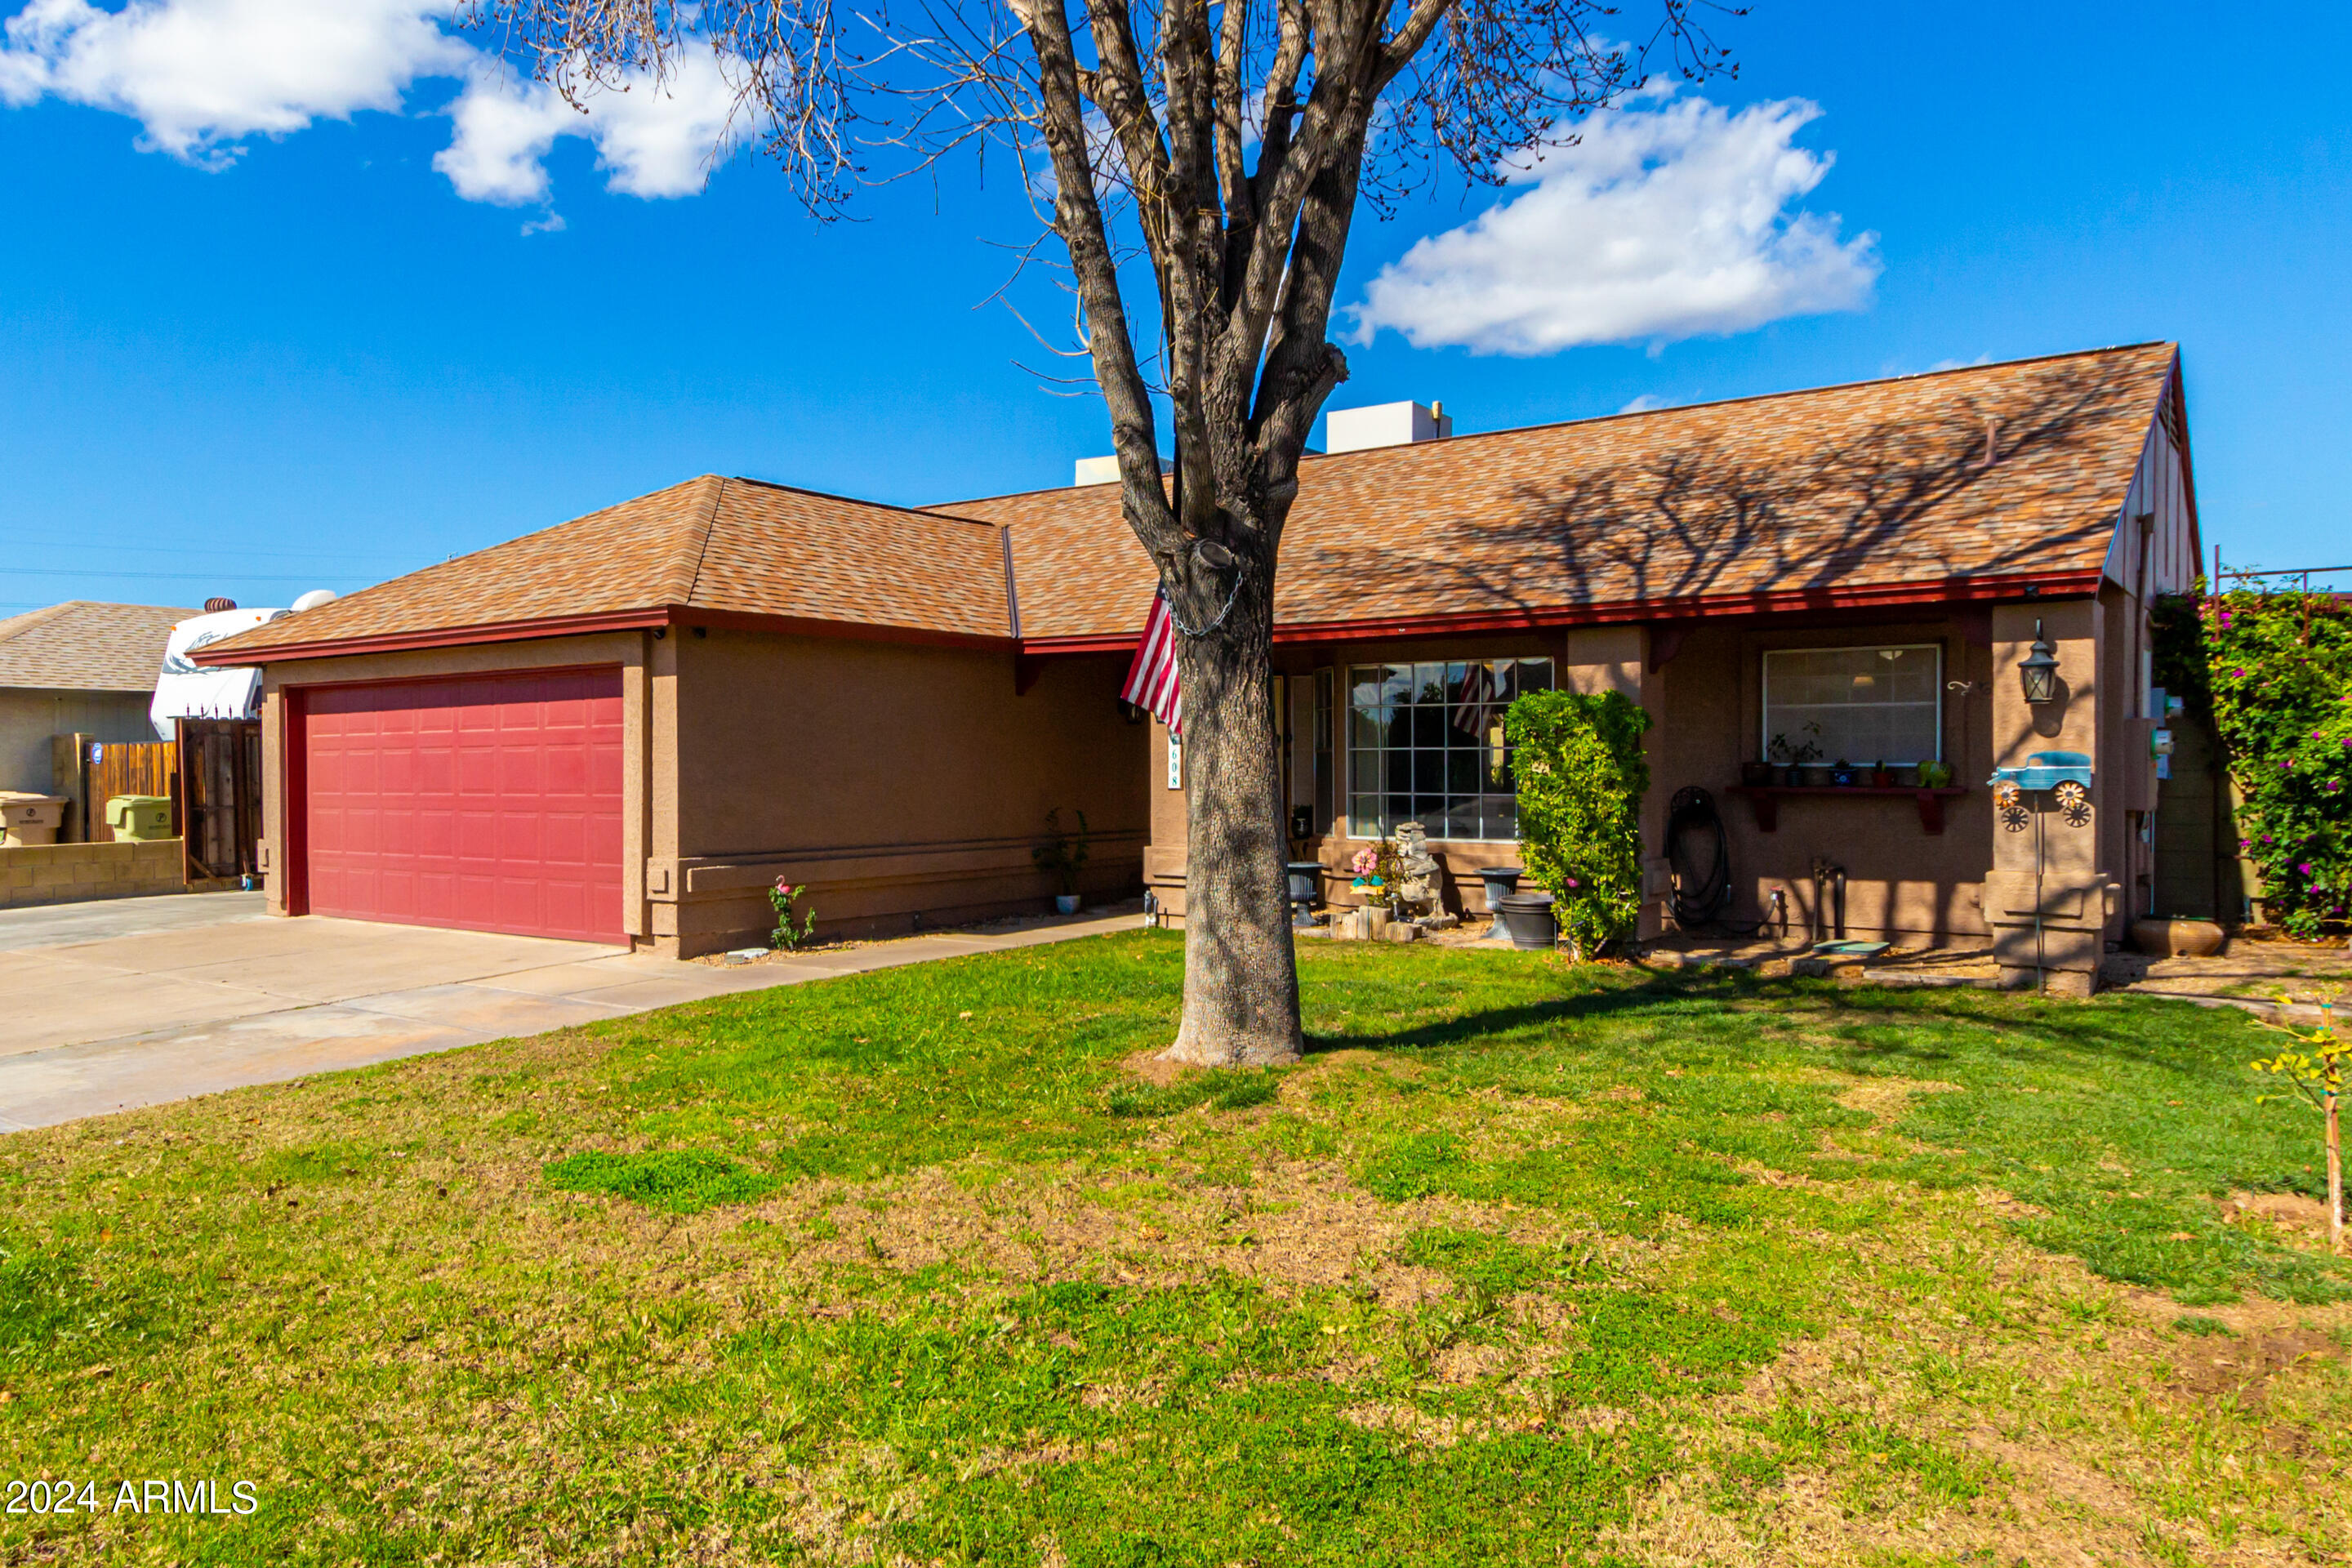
[2156,588,2352,935]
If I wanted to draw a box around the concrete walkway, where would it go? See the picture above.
[0,893,1142,1134]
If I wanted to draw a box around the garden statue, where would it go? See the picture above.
[1392,823,1446,920]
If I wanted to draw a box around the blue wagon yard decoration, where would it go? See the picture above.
[1991,751,2095,830]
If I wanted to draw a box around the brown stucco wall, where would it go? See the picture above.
[657,631,1148,953]
[1662,618,1999,943]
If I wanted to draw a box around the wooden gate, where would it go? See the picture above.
[179,719,263,883]
[82,740,178,843]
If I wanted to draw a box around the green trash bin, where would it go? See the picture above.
[105,795,173,843]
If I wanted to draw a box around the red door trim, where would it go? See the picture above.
[283,686,310,917]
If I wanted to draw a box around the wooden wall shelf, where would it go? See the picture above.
[1727,784,1969,835]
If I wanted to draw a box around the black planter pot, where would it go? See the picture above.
[1494,891,1557,951]
[1477,865,1523,911]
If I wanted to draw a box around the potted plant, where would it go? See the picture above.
[1864,760,1890,788]
[1829,757,1858,787]
[1794,724,1830,786]
[1348,844,1399,920]
[1765,733,1795,786]
[1032,808,1090,914]
[1917,759,1954,790]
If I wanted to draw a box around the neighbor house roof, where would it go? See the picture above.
[200,341,2185,666]
[940,341,2189,645]
[205,475,1012,662]
[0,600,191,692]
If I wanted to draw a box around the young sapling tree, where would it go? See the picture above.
[2251,993,2347,1255]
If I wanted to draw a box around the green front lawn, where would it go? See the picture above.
[4,934,2349,1564]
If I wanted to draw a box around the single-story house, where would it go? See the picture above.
[202,341,2202,985]
[0,600,190,797]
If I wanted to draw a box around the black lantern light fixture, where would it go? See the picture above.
[2018,619,2060,706]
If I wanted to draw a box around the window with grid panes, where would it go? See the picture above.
[1760,645,1942,766]
[1346,658,1553,841]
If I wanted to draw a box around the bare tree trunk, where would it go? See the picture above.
[469,0,1731,1071]
[1165,583,1303,1065]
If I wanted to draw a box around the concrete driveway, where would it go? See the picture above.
[0,892,1137,1133]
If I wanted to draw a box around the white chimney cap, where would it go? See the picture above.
[1073,454,1174,487]
[1325,400,1454,454]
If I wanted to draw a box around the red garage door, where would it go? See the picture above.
[301,670,625,943]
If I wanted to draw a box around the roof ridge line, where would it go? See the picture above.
[682,474,728,607]
[924,340,2181,510]
[724,472,1001,530]
[0,601,75,646]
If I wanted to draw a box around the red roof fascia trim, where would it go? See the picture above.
[1012,633,1143,657]
[188,608,674,666]
[1013,571,2107,656]
[675,607,1013,652]
[197,605,1019,666]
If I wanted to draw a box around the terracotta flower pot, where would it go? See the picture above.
[2131,917,2225,957]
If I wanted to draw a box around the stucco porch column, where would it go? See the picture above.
[1561,626,1670,941]
[1986,599,2113,995]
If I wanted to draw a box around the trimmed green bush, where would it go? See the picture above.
[1505,688,1652,955]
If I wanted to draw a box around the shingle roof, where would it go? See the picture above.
[0,601,192,692]
[203,342,2182,664]
[941,341,2185,640]
[209,475,1012,659]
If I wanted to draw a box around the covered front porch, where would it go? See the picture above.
[1141,596,2150,983]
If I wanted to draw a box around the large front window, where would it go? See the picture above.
[1348,658,1553,841]
[1761,644,1943,766]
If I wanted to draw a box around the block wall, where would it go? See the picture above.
[0,838,185,908]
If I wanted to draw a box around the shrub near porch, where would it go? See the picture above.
[2,937,2349,1564]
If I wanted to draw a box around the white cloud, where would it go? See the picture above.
[1348,88,1880,356]
[436,51,742,206]
[0,0,465,163]
[1617,392,1666,414]
[1,0,741,209]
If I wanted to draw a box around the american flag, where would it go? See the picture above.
[1452,661,1498,736]
[1121,588,1183,736]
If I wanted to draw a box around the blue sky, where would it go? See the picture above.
[2,0,2347,615]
